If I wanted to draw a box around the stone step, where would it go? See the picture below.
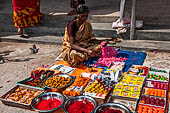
[1,0,170,24]
[1,21,170,41]
[1,32,170,53]
[136,25,170,41]
[0,20,118,38]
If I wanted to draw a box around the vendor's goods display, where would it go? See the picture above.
[113,84,141,98]
[112,97,137,112]
[31,92,64,112]
[100,108,123,113]
[63,76,90,97]
[137,104,164,113]
[93,57,128,68]
[145,81,168,90]
[147,72,168,81]
[68,100,95,113]
[36,98,61,110]
[109,62,125,71]
[0,85,43,109]
[1,48,170,113]
[5,87,42,104]
[84,79,111,99]
[113,74,145,99]
[93,103,132,113]
[140,95,165,107]
[45,75,71,88]
[119,74,145,86]
[127,65,149,76]
[149,67,169,74]
[137,68,169,113]
[103,68,122,83]
[63,96,98,113]
[17,68,60,89]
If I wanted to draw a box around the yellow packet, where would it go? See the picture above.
[132,86,141,93]
[115,84,124,90]
[134,81,143,86]
[123,86,132,92]
[131,92,139,98]
[137,77,145,82]
[113,90,121,96]
[128,76,137,81]
[121,91,130,97]
[122,75,129,81]
[127,81,135,85]
[120,80,128,84]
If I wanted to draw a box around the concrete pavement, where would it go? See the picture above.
[1,0,170,52]
[1,33,170,53]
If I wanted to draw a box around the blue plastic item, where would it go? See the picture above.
[83,49,147,72]
[118,50,147,72]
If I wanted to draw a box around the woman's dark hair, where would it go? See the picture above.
[70,0,85,9]
[76,5,89,14]
[78,0,85,4]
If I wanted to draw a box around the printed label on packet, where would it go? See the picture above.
[132,87,141,93]
[113,90,121,96]
[137,77,144,82]
[134,81,143,86]
[123,86,131,92]
[121,92,130,97]
[115,84,124,90]
[131,93,139,98]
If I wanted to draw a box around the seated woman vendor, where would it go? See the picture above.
[62,5,118,66]
[62,5,102,66]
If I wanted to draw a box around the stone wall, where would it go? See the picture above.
[125,0,170,25]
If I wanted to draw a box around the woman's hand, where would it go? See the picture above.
[87,50,96,57]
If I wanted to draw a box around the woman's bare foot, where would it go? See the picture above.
[17,28,23,35]
[17,28,29,38]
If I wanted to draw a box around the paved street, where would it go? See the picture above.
[0,42,62,113]
[0,42,170,113]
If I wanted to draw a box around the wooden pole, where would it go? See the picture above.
[130,0,136,40]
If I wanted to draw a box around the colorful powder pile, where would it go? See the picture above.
[91,42,128,67]
[101,108,123,113]
[68,100,94,113]
[37,98,61,110]
[93,57,128,67]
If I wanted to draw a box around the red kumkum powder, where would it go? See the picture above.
[37,98,61,110]
[68,100,94,113]
[101,108,123,113]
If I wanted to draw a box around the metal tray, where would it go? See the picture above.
[43,74,75,90]
[111,96,138,112]
[16,68,61,90]
[93,102,132,113]
[0,85,44,110]
[16,77,45,90]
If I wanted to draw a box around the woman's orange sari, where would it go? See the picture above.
[62,21,101,66]
[12,0,44,28]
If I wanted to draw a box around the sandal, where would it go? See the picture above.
[115,38,123,42]
[107,40,116,44]
[20,34,29,38]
